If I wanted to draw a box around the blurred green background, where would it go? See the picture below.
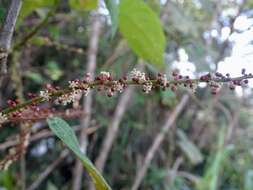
[0,0,253,189]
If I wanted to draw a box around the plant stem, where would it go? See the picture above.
[1,74,253,117]
[13,7,57,50]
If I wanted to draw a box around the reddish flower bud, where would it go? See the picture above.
[171,85,177,92]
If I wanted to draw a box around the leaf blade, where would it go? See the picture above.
[119,0,166,68]
[105,0,119,38]
[20,0,56,19]
[69,0,98,10]
[47,117,111,190]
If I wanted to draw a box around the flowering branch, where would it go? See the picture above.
[0,69,252,125]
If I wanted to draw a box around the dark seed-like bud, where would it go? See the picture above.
[244,79,249,84]
[211,90,217,95]
[108,76,113,81]
[107,90,113,97]
[172,71,178,77]
[171,85,177,92]
[229,82,235,90]
[242,68,246,75]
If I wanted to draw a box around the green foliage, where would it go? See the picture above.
[0,170,14,190]
[46,61,63,81]
[29,36,46,46]
[145,166,168,186]
[169,3,198,38]
[47,117,111,190]
[161,90,177,107]
[105,0,119,38]
[24,71,44,84]
[177,129,203,165]
[119,0,166,68]
[244,170,253,190]
[197,127,233,190]
[69,0,98,10]
[46,181,58,190]
[0,7,5,24]
[1,1,253,189]
[146,0,161,15]
[20,0,57,19]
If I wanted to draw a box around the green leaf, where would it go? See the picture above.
[24,71,44,84]
[105,0,119,38]
[245,170,253,190]
[177,129,203,165]
[46,61,63,81]
[196,127,232,190]
[47,117,111,190]
[0,170,14,190]
[20,0,56,19]
[29,36,46,46]
[0,7,5,23]
[119,0,166,68]
[146,0,161,15]
[69,0,98,10]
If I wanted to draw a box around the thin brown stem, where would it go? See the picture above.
[13,7,57,50]
[131,95,189,190]
[0,125,98,151]
[0,0,22,75]
[27,149,69,190]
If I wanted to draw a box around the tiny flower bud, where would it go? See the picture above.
[242,68,246,75]
[39,90,50,101]
[142,81,152,94]
[107,89,114,97]
[229,82,235,90]
[171,85,177,92]
[0,112,8,125]
[129,68,146,82]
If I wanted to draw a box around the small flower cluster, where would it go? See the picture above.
[55,78,91,106]
[96,71,127,97]
[0,68,252,123]
[208,69,250,94]
[129,68,154,93]
[0,112,8,125]
[39,84,60,101]
[143,81,153,94]
[96,71,111,81]
[55,90,82,105]
[129,68,146,82]
[69,80,80,89]
[111,81,124,93]
[40,90,50,101]
[157,73,168,88]
[168,70,197,92]
[6,99,25,118]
